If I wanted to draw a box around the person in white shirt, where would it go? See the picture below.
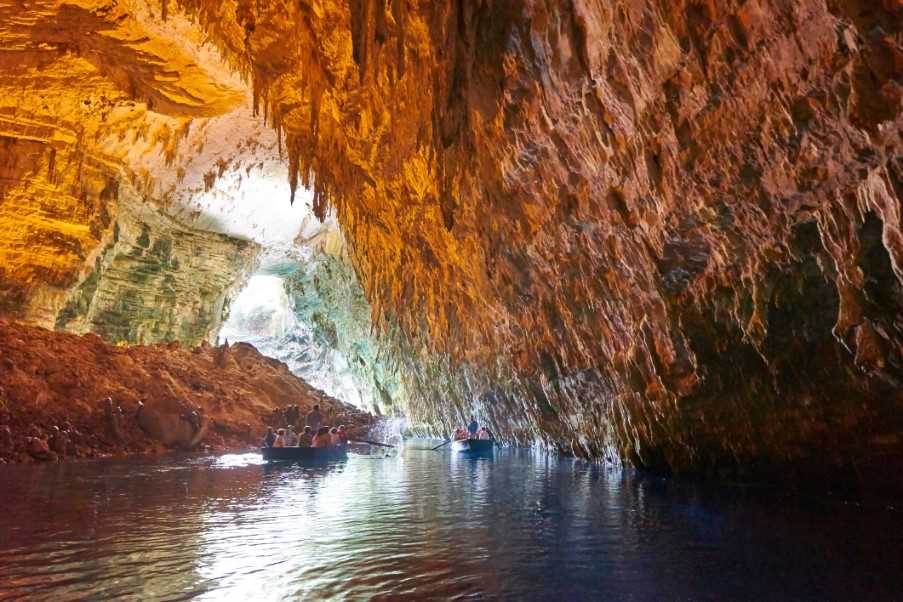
[285,426,299,447]
[273,429,286,448]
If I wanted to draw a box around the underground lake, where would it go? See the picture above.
[1,447,901,600]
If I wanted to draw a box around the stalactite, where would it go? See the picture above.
[3,0,898,487]
[287,140,300,206]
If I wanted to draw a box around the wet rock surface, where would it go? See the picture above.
[169,0,903,493]
[0,1,900,492]
[0,319,373,464]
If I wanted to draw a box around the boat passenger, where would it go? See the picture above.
[306,404,323,432]
[273,428,287,448]
[453,427,468,441]
[298,426,313,447]
[329,427,341,446]
[467,417,479,438]
[337,425,348,446]
[311,426,331,448]
[263,427,277,448]
[477,427,494,440]
[285,426,299,447]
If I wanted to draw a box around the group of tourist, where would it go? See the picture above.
[262,404,350,449]
[267,404,305,430]
[452,417,494,441]
[263,425,348,448]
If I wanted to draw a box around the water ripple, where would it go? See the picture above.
[0,449,901,600]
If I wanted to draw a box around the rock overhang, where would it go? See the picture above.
[0,0,901,492]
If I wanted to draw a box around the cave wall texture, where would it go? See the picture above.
[283,246,406,413]
[53,197,257,345]
[160,0,901,490]
[0,0,279,344]
[0,0,901,488]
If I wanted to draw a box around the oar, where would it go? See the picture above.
[431,439,451,451]
[349,438,396,448]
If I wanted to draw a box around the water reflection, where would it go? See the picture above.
[0,449,901,600]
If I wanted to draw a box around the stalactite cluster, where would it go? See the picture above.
[0,1,901,489]
[159,0,903,490]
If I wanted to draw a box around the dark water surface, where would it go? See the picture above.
[0,447,900,600]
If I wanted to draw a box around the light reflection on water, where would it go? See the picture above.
[0,448,901,600]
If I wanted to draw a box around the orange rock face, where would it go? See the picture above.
[162,1,902,490]
[0,1,901,489]
[0,1,272,339]
[0,319,370,463]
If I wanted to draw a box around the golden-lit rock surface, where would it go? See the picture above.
[0,319,371,462]
[1,1,902,488]
[0,0,289,341]
[162,0,902,490]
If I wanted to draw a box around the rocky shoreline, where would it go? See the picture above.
[0,320,374,464]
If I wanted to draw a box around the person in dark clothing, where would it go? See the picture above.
[263,427,277,448]
[298,426,314,447]
[307,404,323,432]
[467,417,479,438]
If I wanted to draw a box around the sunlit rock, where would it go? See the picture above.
[0,0,900,490]
[220,242,405,415]
[0,318,370,462]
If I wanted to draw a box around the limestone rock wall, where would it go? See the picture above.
[172,0,903,490]
[0,131,117,324]
[217,226,404,414]
[0,116,258,346]
[56,198,258,345]
[0,0,270,346]
[283,249,406,414]
[1,0,901,489]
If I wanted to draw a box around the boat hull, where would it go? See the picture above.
[260,446,348,462]
[451,439,494,454]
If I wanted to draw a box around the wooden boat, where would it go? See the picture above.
[260,445,348,462]
[451,438,494,454]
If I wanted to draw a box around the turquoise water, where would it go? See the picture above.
[0,447,900,600]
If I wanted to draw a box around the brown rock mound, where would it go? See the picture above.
[0,319,373,463]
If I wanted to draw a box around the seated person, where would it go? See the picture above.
[452,427,468,441]
[311,426,331,448]
[263,427,277,448]
[337,425,349,446]
[298,426,314,447]
[273,428,287,448]
[477,427,495,440]
[329,427,341,446]
[285,426,299,447]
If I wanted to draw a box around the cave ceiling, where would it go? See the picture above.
[1,0,902,485]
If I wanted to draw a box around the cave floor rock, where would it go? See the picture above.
[0,319,373,463]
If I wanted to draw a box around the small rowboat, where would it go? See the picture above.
[451,438,494,454]
[260,445,348,462]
